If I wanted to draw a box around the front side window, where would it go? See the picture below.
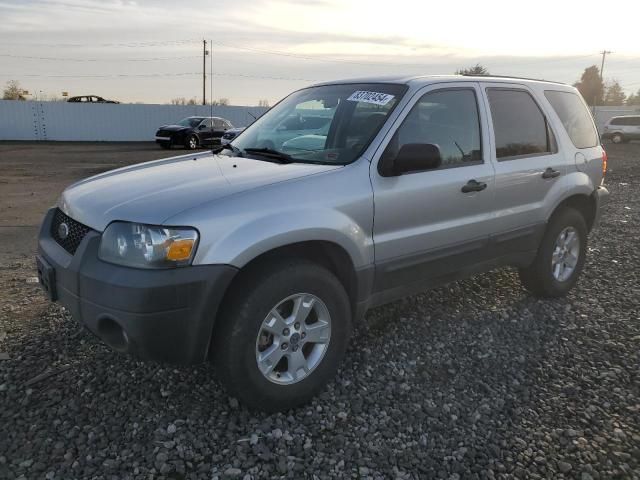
[544,90,598,148]
[487,88,553,160]
[382,88,482,171]
[230,83,407,165]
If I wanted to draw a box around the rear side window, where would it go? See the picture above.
[544,90,598,148]
[611,116,640,126]
[486,88,553,160]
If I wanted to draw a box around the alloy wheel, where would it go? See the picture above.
[551,226,580,282]
[255,293,331,385]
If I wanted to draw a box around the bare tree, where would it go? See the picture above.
[258,99,270,107]
[3,80,26,100]
[212,98,229,106]
[170,97,199,105]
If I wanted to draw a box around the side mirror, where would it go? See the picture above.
[393,143,442,175]
[198,124,207,130]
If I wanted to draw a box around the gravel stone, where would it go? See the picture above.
[1,143,639,479]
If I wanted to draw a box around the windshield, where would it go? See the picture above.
[176,117,204,128]
[229,83,407,164]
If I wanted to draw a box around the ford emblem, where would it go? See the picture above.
[58,222,70,240]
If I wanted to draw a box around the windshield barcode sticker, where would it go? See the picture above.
[347,91,395,106]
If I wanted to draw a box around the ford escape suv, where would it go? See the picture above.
[37,75,609,411]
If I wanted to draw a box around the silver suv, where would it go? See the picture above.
[602,115,640,144]
[37,75,609,411]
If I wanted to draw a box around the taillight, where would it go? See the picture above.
[601,148,608,179]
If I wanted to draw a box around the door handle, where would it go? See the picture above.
[461,179,487,193]
[542,167,561,179]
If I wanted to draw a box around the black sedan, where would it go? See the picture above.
[155,116,234,150]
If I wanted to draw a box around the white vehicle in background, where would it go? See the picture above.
[602,115,640,144]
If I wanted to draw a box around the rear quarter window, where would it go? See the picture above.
[544,90,598,148]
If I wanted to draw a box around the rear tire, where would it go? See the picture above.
[519,208,588,297]
[213,259,352,412]
[611,133,624,144]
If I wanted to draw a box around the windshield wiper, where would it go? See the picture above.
[212,143,240,154]
[244,147,294,164]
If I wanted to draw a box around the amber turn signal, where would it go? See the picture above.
[166,239,196,261]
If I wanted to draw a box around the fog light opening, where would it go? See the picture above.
[97,316,129,352]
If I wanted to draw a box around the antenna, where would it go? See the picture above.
[210,38,214,156]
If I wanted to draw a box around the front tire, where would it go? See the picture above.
[519,208,588,297]
[185,134,198,150]
[213,259,352,412]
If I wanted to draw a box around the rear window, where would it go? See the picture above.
[486,88,554,160]
[544,90,599,148]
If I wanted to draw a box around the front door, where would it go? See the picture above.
[370,83,496,293]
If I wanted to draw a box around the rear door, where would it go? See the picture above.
[370,82,496,293]
[479,83,566,252]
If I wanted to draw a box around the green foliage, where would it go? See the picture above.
[603,80,627,106]
[455,64,490,76]
[627,89,640,106]
[574,66,604,106]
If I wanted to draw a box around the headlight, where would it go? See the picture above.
[99,222,198,268]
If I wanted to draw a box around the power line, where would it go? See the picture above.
[0,53,199,62]
[0,39,198,48]
[0,71,318,81]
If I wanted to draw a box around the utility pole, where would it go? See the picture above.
[599,50,612,82]
[202,39,208,105]
[599,50,612,106]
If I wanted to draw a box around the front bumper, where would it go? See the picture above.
[37,208,237,364]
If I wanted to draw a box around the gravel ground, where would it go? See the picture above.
[1,143,639,480]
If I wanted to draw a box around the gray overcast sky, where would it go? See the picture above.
[1,0,639,105]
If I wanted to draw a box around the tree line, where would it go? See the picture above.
[455,64,639,106]
[3,65,639,106]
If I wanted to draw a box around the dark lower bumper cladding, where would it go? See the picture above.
[37,208,238,364]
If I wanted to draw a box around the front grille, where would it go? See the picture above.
[51,208,92,255]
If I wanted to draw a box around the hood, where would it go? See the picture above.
[158,125,190,132]
[59,152,341,231]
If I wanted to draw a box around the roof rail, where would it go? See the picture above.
[460,74,567,85]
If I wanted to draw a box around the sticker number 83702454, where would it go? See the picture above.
[347,91,395,106]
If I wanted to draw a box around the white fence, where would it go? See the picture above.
[1,100,638,142]
[0,101,268,141]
